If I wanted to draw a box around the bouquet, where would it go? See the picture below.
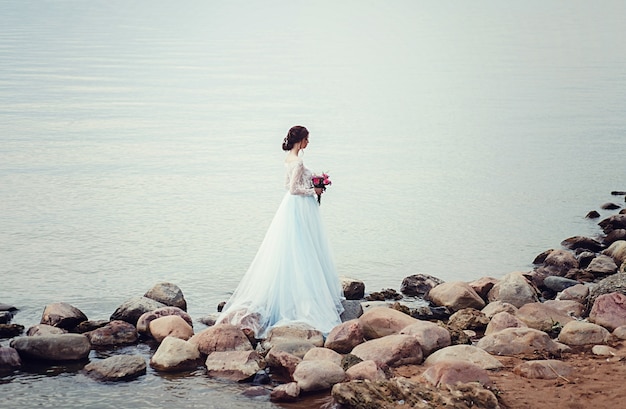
[311,173,332,205]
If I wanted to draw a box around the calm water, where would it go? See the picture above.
[1,1,626,407]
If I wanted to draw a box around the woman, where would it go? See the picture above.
[216,125,344,338]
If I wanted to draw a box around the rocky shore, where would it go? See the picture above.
[2,195,626,408]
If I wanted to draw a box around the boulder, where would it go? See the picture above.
[293,360,346,392]
[261,323,324,350]
[136,306,193,336]
[515,303,574,332]
[604,229,626,246]
[476,328,561,357]
[149,315,194,342]
[0,346,21,371]
[144,282,187,311]
[340,277,365,300]
[110,296,167,325]
[561,236,603,252]
[447,308,489,332]
[189,324,252,355]
[424,345,503,370]
[513,360,573,379]
[400,274,445,297]
[40,302,88,330]
[270,382,300,402]
[84,355,146,381]
[484,312,528,335]
[265,348,302,380]
[599,215,626,234]
[75,320,109,333]
[588,292,626,331]
[340,299,364,321]
[358,307,418,339]
[557,321,611,345]
[10,334,90,361]
[26,324,66,336]
[602,240,626,265]
[556,284,589,304]
[303,347,343,367]
[427,281,485,312]
[150,336,202,372]
[205,350,266,382]
[487,272,539,308]
[586,255,618,276]
[542,249,579,275]
[324,319,365,353]
[422,360,493,387]
[345,360,386,381]
[481,301,517,319]
[84,320,138,346]
[543,276,579,293]
[468,277,498,301]
[542,299,585,318]
[351,334,422,367]
[399,320,451,356]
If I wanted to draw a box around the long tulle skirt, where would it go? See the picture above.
[217,192,344,338]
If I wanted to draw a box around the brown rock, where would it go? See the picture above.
[324,319,365,353]
[293,360,346,392]
[345,360,386,381]
[40,302,88,330]
[513,359,573,379]
[359,307,418,339]
[85,320,138,346]
[427,281,485,312]
[303,347,343,367]
[484,311,528,335]
[424,345,503,370]
[399,320,451,356]
[515,303,574,332]
[136,306,193,336]
[205,350,266,382]
[351,334,423,367]
[422,360,493,387]
[487,272,539,308]
[149,315,194,342]
[265,348,302,380]
[188,324,252,354]
[476,327,561,357]
[447,308,489,332]
[270,382,300,402]
[341,277,365,300]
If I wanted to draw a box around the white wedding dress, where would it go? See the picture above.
[216,158,344,338]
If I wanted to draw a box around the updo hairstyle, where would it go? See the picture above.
[282,125,309,151]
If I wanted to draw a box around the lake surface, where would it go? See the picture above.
[1,1,625,407]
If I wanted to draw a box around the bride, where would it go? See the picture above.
[216,125,344,338]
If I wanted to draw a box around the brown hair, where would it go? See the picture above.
[282,125,309,151]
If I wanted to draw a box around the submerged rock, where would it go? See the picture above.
[84,355,146,381]
[10,334,90,361]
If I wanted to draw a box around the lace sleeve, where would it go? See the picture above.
[287,160,316,196]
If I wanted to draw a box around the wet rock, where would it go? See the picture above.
[351,334,423,367]
[110,296,167,326]
[341,277,365,300]
[542,249,579,275]
[270,382,300,402]
[399,320,451,356]
[599,215,626,234]
[427,281,485,312]
[265,348,301,379]
[293,360,346,392]
[481,301,518,319]
[359,306,418,339]
[75,320,109,333]
[303,347,343,367]
[513,359,573,379]
[561,236,604,252]
[602,202,622,210]
[324,319,365,353]
[84,355,146,381]
[366,288,402,301]
[0,311,12,324]
[484,311,528,335]
[84,320,138,347]
[515,302,574,333]
[543,276,579,293]
[0,346,21,371]
[557,321,611,345]
[10,334,90,361]
[345,359,387,381]
[577,251,596,269]
[422,361,493,387]
[189,324,252,354]
[26,324,66,336]
[0,303,17,312]
[205,350,266,382]
[149,315,194,342]
[487,272,539,308]
[261,323,324,350]
[0,324,24,338]
[477,327,561,357]
[586,255,618,276]
[588,292,626,331]
[241,385,269,398]
[400,274,445,297]
[533,249,554,264]
[150,336,202,372]
[144,282,187,311]
[447,308,489,332]
[40,302,88,330]
[604,229,626,246]
[136,306,193,337]
[424,344,503,370]
[586,210,601,219]
[340,299,364,321]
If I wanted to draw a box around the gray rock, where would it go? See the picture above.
[543,276,579,293]
[110,296,167,325]
[0,346,21,371]
[84,355,146,381]
[10,334,90,361]
[586,255,618,276]
[340,299,363,322]
[144,282,187,311]
[487,272,539,308]
[40,302,88,330]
